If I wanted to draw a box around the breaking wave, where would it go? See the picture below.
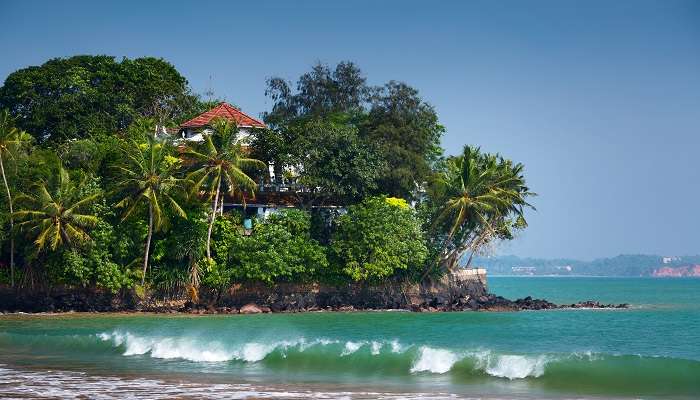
[92,330,700,390]
[3,329,700,396]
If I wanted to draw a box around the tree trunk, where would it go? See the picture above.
[206,181,221,260]
[464,227,493,269]
[142,202,154,286]
[0,154,14,287]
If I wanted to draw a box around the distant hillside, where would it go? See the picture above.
[473,254,700,277]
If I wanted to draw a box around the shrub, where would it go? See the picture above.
[209,210,328,285]
[331,196,428,282]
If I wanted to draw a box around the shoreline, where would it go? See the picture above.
[0,272,627,314]
[0,295,628,316]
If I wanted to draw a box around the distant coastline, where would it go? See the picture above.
[475,254,700,277]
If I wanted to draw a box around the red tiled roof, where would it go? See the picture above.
[180,102,266,129]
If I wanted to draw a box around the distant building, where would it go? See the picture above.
[512,266,536,275]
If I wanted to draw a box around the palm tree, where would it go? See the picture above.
[426,145,534,275]
[14,164,100,253]
[185,118,265,259]
[0,109,32,285]
[114,129,187,286]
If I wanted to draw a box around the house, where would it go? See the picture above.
[178,101,266,143]
[177,102,325,221]
[177,101,277,179]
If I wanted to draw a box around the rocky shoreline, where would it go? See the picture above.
[178,295,628,315]
[0,291,628,315]
[0,272,628,314]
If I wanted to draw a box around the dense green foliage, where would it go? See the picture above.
[0,56,534,299]
[113,125,188,285]
[0,55,200,144]
[0,109,33,285]
[185,117,266,259]
[281,118,384,205]
[210,210,328,285]
[332,197,427,282]
[258,61,444,200]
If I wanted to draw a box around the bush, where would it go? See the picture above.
[331,196,427,282]
[209,210,328,285]
[41,220,136,292]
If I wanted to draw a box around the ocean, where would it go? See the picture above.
[0,277,698,399]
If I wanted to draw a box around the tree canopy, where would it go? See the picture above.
[0,55,200,144]
[260,62,444,200]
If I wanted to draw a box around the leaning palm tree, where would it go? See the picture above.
[185,118,265,259]
[114,129,187,286]
[14,164,100,253]
[425,145,534,277]
[0,109,32,285]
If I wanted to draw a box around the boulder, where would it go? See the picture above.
[239,303,263,314]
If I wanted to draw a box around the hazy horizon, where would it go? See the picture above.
[2,0,698,259]
[479,253,700,262]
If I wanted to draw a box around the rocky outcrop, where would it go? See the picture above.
[200,269,489,313]
[0,286,137,313]
[0,271,628,313]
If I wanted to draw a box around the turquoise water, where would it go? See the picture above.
[1,277,698,399]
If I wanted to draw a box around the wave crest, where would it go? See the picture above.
[475,352,549,379]
[410,347,459,374]
[98,332,409,363]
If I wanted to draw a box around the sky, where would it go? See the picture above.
[1,0,698,259]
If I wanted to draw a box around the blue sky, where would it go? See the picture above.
[1,0,698,259]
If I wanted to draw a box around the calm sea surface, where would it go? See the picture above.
[1,277,698,399]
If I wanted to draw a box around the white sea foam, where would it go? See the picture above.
[390,339,404,353]
[473,351,549,379]
[236,342,276,362]
[0,365,460,400]
[410,347,459,374]
[99,332,393,363]
[370,341,383,355]
[98,331,280,362]
[341,341,364,356]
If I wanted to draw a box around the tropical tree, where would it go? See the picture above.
[0,109,32,285]
[0,55,201,144]
[114,127,187,285]
[185,118,265,259]
[423,145,534,278]
[362,81,445,199]
[14,163,100,253]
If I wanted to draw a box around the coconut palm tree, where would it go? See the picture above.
[14,164,100,253]
[427,145,534,275]
[0,109,32,285]
[114,129,187,286]
[185,118,265,259]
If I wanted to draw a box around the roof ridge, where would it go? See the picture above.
[222,101,265,126]
[179,101,266,129]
